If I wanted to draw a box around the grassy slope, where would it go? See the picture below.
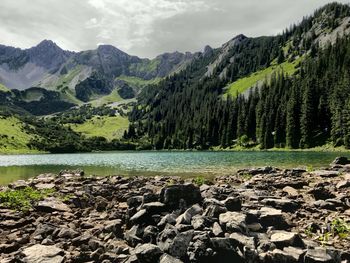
[69,115,129,141]
[116,75,161,90]
[89,90,123,107]
[0,83,10,92]
[0,117,41,154]
[225,57,302,97]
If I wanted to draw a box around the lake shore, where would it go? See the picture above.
[0,158,350,262]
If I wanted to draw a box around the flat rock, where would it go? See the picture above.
[133,244,163,263]
[311,170,339,178]
[36,197,71,212]
[160,184,202,208]
[336,180,350,189]
[304,248,333,263]
[22,244,64,263]
[270,231,303,248]
[176,204,203,225]
[159,254,184,263]
[219,211,247,232]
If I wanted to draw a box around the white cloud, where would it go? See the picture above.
[0,0,349,58]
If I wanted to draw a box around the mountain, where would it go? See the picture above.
[0,40,196,110]
[128,2,350,150]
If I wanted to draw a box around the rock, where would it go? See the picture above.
[160,184,202,208]
[36,197,71,212]
[219,211,247,233]
[263,198,300,212]
[304,248,333,263]
[259,207,285,228]
[104,219,123,236]
[191,215,207,230]
[309,187,336,200]
[270,231,303,249]
[95,196,108,211]
[57,227,79,239]
[268,247,305,263]
[142,202,165,213]
[282,186,299,197]
[22,244,64,263]
[312,170,339,178]
[210,238,243,262]
[133,244,163,263]
[157,226,194,259]
[336,180,350,189]
[223,197,242,211]
[203,204,227,218]
[158,214,177,228]
[229,232,255,250]
[176,204,203,225]
[35,183,56,190]
[143,225,159,243]
[212,222,224,236]
[331,157,350,166]
[124,225,143,246]
[129,209,148,224]
[159,253,184,263]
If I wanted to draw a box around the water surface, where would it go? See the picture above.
[0,151,348,185]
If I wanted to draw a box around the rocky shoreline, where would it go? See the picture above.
[0,158,350,263]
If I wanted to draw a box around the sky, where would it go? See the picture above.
[0,0,348,58]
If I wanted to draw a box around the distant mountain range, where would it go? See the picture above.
[0,40,198,104]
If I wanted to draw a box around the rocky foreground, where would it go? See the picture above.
[1,158,350,263]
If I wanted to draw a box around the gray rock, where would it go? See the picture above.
[331,157,350,166]
[158,214,177,228]
[22,244,64,263]
[159,254,184,263]
[223,196,242,211]
[133,244,163,263]
[262,198,300,212]
[270,231,303,249]
[57,227,79,239]
[176,204,203,225]
[304,248,333,263]
[212,222,223,236]
[191,215,207,230]
[160,184,202,208]
[229,232,255,250]
[157,226,194,259]
[124,225,143,246]
[129,209,147,224]
[142,202,165,213]
[259,207,285,228]
[282,186,299,197]
[336,180,350,189]
[219,211,247,232]
[36,197,71,212]
[311,170,339,178]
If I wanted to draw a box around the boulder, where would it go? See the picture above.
[336,180,350,189]
[270,231,303,248]
[159,254,184,263]
[229,232,255,250]
[331,157,350,166]
[176,204,203,225]
[157,225,194,259]
[22,244,64,263]
[133,244,163,263]
[262,198,300,212]
[219,211,247,233]
[160,184,202,208]
[36,197,71,212]
[304,248,333,263]
[311,170,339,178]
[282,186,299,197]
[259,207,285,228]
[223,197,242,211]
[212,222,224,236]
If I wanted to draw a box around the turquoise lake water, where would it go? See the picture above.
[0,151,348,184]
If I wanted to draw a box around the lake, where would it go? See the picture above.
[0,151,348,185]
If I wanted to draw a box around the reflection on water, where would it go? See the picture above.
[0,151,348,185]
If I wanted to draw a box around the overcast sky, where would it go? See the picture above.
[0,0,348,58]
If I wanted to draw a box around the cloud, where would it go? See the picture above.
[0,0,348,58]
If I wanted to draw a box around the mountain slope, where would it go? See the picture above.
[128,2,350,150]
[0,41,196,107]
